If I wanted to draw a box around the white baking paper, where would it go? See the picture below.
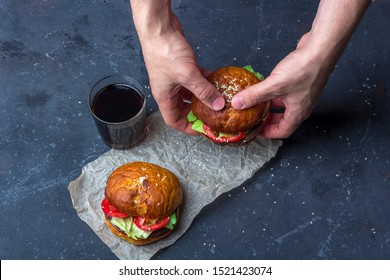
[68,111,282,259]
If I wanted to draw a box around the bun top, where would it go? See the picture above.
[105,162,182,219]
[191,66,269,134]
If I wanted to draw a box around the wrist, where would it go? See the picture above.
[303,0,370,66]
[130,0,175,40]
[303,33,344,69]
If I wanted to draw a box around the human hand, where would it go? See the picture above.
[231,33,334,138]
[231,0,370,139]
[132,6,224,135]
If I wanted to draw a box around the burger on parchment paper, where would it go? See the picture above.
[101,162,183,245]
[187,66,270,146]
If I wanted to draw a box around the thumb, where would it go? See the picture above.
[184,70,225,110]
[232,77,276,109]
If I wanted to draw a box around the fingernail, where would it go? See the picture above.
[212,96,225,110]
[232,95,244,109]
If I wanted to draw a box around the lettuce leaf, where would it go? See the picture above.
[110,211,178,240]
[186,110,197,122]
[165,211,177,230]
[192,119,205,134]
[111,216,152,240]
[243,65,264,81]
[187,111,205,134]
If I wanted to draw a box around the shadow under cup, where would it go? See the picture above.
[88,75,147,149]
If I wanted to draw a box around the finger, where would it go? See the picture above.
[199,67,213,77]
[260,114,300,139]
[161,108,199,135]
[269,98,286,114]
[183,70,225,111]
[180,99,195,119]
[261,104,307,138]
[267,112,284,125]
[157,92,199,136]
[232,77,277,109]
[269,97,285,108]
[177,86,193,102]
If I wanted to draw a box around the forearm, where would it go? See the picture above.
[307,0,371,64]
[129,0,175,40]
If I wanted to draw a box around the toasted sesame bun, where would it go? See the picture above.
[191,66,269,145]
[105,162,183,219]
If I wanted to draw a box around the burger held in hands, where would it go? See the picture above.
[101,162,183,245]
[187,66,270,146]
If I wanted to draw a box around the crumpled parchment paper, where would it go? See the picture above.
[68,111,282,259]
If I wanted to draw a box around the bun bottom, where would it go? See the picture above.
[204,112,269,146]
[104,216,173,246]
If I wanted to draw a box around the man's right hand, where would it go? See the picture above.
[130,0,224,135]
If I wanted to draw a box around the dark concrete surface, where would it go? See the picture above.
[1,0,389,259]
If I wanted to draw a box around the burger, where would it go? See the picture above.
[101,161,183,245]
[187,66,269,146]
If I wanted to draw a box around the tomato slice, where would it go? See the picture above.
[133,216,170,231]
[101,197,129,218]
[203,124,246,143]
